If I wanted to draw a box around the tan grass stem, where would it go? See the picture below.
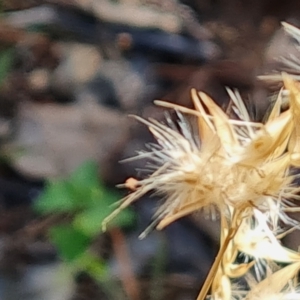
[196,219,240,300]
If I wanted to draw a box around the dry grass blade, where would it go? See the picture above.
[190,88,215,141]
[283,73,300,165]
[245,262,300,300]
[235,219,300,263]
[196,228,236,300]
[224,261,255,278]
[267,89,284,122]
[282,22,300,42]
[197,210,242,300]
[199,92,239,150]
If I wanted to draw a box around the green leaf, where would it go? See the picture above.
[35,180,76,213]
[73,203,135,236]
[73,204,112,236]
[69,160,100,191]
[35,161,103,213]
[67,160,103,207]
[35,159,135,235]
[97,187,121,207]
[50,225,91,261]
[0,48,13,87]
[75,252,108,280]
[112,206,136,228]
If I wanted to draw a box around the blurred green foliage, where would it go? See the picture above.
[35,160,135,278]
[0,48,13,87]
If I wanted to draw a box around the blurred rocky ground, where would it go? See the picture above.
[0,0,299,299]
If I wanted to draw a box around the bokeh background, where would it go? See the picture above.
[0,1,300,299]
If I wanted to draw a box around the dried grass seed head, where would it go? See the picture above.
[103,85,300,233]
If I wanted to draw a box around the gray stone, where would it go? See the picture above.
[11,100,129,178]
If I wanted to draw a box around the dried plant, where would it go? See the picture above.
[103,24,300,300]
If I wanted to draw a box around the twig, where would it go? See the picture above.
[110,227,140,300]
